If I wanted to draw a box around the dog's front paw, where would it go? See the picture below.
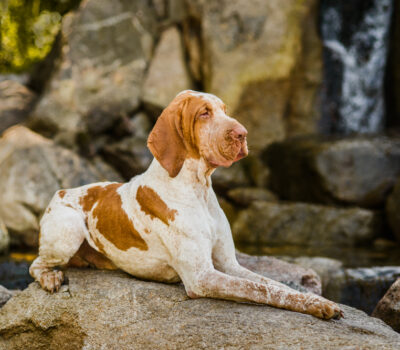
[39,270,64,293]
[308,297,343,320]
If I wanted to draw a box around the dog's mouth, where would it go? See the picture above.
[208,140,248,168]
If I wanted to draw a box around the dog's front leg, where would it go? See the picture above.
[181,267,341,319]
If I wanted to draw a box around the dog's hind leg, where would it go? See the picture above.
[30,206,87,293]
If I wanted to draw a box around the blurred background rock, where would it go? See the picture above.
[0,0,400,326]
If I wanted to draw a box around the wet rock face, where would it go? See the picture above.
[264,136,400,207]
[232,201,380,247]
[1,269,400,350]
[30,0,158,147]
[372,278,400,332]
[0,126,121,247]
[386,177,400,242]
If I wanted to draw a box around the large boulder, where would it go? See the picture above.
[232,201,380,247]
[264,136,400,207]
[372,278,400,332]
[0,80,36,134]
[0,126,121,247]
[1,269,400,349]
[386,177,400,242]
[142,26,193,109]
[288,257,400,315]
[30,0,158,147]
[191,0,322,151]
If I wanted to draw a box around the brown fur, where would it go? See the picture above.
[147,93,204,177]
[136,185,177,225]
[68,240,117,270]
[58,190,66,198]
[79,184,148,251]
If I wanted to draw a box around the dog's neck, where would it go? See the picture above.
[143,157,215,192]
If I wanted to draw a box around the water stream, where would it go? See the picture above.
[320,0,393,133]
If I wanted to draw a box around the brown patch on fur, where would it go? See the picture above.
[58,190,66,198]
[136,185,177,225]
[147,93,203,177]
[68,240,117,270]
[79,183,148,251]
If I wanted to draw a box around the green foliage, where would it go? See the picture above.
[0,0,80,73]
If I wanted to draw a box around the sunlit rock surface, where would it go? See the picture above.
[0,126,121,247]
[1,269,400,350]
[30,0,158,148]
[189,0,322,152]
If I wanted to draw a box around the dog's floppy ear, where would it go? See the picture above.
[147,99,188,177]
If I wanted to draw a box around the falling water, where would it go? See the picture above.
[320,0,393,134]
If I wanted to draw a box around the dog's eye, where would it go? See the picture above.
[198,111,210,119]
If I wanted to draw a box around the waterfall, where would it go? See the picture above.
[320,0,393,134]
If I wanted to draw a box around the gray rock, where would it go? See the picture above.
[264,135,400,207]
[227,187,277,206]
[386,177,400,242]
[285,256,400,315]
[212,161,250,192]
[1,269,400,349]
[30,0,158,147]
[0,219,9,254]
[101,135,153,180]
[142,26,193,109]
[0,285,15,308]
[232,201,381,247]
[372,278,400,332]
[0,126,122,247]
[0,80,36,134]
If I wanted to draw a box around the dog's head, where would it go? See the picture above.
[147,90,248,177]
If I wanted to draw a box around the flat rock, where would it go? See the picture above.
[1,269,400,349]
[372,278,400,332]
[0,126,122,247]
[232,201,380,247]
[263,135,400,207]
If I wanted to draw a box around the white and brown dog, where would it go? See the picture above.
[30,90,342,320]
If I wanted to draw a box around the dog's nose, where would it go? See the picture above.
[231,124,248,140]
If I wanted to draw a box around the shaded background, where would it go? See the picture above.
[0,0,400,316]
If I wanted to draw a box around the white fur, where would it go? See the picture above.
[30,91,342,320]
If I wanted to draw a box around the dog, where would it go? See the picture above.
[30,90,342,320]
